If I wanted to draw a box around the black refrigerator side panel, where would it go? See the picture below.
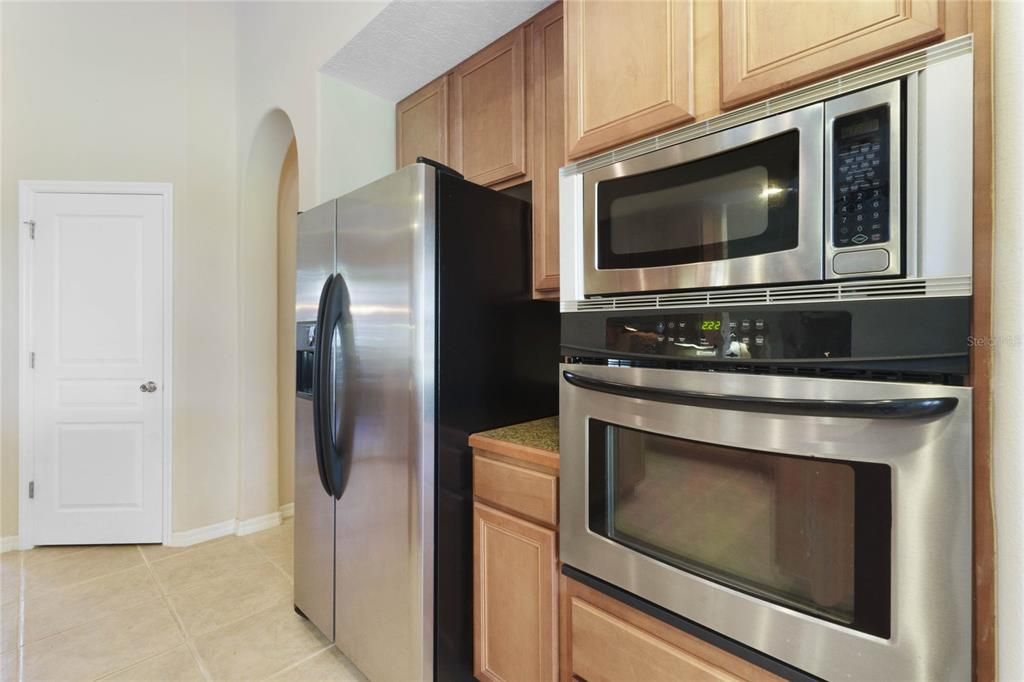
[434,173,560,681]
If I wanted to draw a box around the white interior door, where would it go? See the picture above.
[29,190,167,545]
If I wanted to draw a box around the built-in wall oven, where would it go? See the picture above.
[560,299,972,681]
[558,38,976,682]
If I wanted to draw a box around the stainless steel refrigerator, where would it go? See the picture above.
[293,161,559,681]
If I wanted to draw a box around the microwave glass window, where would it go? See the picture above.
[588,420,891,637]
[596,132,800,270]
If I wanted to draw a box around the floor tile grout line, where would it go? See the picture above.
[138,543,213,682]
[259,644,334,681]
[142,535,234,566]
[8,559,162,654]
[13,547,148,603]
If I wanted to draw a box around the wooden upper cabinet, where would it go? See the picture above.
[396,75,448,169]
[531,1,564,298]
[720,0,946,109]
[565,0,696,160]
[449,28,528,186]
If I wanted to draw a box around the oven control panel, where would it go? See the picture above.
[606,311,853,361]
[832,104,891,248]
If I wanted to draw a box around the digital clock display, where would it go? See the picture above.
[700,320,722,331]
[840,118,880,139]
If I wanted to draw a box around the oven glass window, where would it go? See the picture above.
[596,131,801,270]
[588,420,891,637]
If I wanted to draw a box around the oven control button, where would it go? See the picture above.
[740,319,751,331]
[654,321,665,333]
[668,321,676,329]
[754,335,765,346]
[667,336,675,343]
[656,335,665,343]
[851,233,869,244]
[741,337,751,345]
[754,319,765,330]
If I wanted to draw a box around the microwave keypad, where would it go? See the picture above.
[833,105,891,248]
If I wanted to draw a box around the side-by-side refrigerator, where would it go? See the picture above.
[293,161,559,681]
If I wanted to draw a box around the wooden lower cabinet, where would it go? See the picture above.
[474,503,558,682]
[560,577,782,682]
[471,438,560,682]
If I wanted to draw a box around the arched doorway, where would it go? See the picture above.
[276,140,299,515]
[238,109,297,526]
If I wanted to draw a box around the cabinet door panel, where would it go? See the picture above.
[721,0,945,109]
[450,29,528,186]
[531,2,564,297]
[474,503,557,682]
[566,0,695,159]
[560,577,783,682]
[396,75,448,168]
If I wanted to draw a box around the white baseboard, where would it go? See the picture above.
[167,519,237,547]
[116,509,288,549]
[0,536,20,554]
[236,511,282,536]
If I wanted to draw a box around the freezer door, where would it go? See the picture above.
[293,201,337,639]
[333,165,436,682]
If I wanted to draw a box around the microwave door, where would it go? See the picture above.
[559,364,971,682]
[581,104,824,297]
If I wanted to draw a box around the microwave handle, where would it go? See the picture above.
[561,370,958,419]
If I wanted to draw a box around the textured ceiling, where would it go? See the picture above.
[321,0,555,102]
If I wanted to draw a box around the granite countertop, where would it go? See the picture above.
[469,416,560,470]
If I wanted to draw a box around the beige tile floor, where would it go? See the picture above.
[0,519,365,682]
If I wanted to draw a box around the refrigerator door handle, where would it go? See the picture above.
[316,272,354,500]
[311,275,336,497]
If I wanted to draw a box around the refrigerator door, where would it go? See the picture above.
[293,200,337,640]
[333,165,436,682]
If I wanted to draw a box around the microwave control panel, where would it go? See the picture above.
[605,311,853,361]
[832,104,890,248]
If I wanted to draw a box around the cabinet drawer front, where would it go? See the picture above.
[474,454,557,526]
[570,598,740,682]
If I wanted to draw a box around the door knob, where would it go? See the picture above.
[140,381,158,393]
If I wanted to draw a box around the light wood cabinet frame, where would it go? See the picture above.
[565,0,696,159]
[720,0,947,109]
[449,28,529,186]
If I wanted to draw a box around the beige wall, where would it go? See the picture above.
[233,2,394,524]
[1,1,395,542]
[0,2,240,538]
[277,140,299,509]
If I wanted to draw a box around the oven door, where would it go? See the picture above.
[582,105,824,296]
[559,364,971,681]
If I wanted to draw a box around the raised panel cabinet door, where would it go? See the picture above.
[532,1,564,298]
[565,0,695,160]
[720,0,946,109]
[396,75,448,168]
[474,503,558,682]
[450,28,528,186]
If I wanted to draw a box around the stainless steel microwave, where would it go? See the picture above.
[559,50,974,300]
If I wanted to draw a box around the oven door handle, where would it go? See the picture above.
[561,370,959,419]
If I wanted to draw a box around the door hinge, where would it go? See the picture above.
[28,481,34,499]
[23,219,35,239]
[29,352,35,369]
